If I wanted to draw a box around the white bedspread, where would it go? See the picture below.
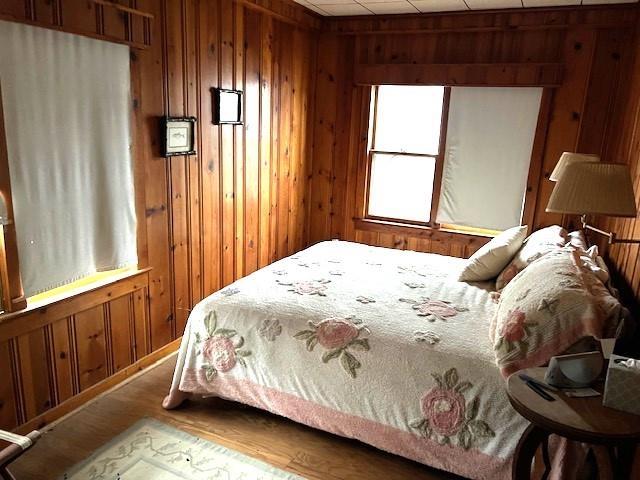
[165,241,529,479]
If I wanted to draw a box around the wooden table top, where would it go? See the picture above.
[507,367,640,444]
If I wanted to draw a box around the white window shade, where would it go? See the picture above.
[436,87,542,231]
[0,21,137,296]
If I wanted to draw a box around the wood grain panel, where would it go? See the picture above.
[50,318,76,403]
[74,305,108,391]
[592,23,640,340]
[132,287,150,360]
[0,340,19,429]
[244,7,261,275]
[108,294,134,373]
[138,0,173,352]
[16,329,52,420]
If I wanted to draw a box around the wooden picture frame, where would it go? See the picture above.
[213,88,243,125]
[162,116,196,157]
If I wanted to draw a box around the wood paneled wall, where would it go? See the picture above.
[0,272,150,431]
[593,20,640,315]
[309,7,637,258]
[151,0,317,344]
[0,0,317,432]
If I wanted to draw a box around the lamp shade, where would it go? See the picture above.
[549,152,600,182]
[546,163,637,217]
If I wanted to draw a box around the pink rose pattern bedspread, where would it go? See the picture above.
[164,241,529,479]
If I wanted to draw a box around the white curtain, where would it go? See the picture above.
[436,87,543,231]
[0,20,137,296]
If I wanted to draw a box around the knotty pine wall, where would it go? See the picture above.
[0,0,318,432]
[309,6,638,258]
[593,20,640,315]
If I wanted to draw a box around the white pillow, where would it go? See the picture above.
[567,230,588,250]
[495,225,568,290]
[458,226,528,282]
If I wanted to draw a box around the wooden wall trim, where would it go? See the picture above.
[325,5,637,35]
[354,63,564,87]
[0,83,26,313]
[238,0,322,30]
[522,89,554,230]
[0,270,150,340]
[355,218,492,244]
[0,10,151,49]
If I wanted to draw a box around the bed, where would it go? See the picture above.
[164,240,532,479]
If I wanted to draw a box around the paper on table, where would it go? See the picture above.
[563,388,601,398]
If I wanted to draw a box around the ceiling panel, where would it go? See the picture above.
[582,0,636,3]
[411,0,468,12]
[295,0,638,16]
[521,0,580,6]
[465,0,523,8]
[307,0,359,5]
[362,2,420,13]
[319,2,373,14]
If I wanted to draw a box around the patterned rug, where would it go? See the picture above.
[61,418,304,479]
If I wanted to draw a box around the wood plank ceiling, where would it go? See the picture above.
[297,0,638,16]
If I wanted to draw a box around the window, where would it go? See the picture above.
[366,85,448,225]
[365,85,543,232]
[0,20,137,313]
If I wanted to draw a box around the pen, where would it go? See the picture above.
[525,380,555,401]
[518,373,559,392]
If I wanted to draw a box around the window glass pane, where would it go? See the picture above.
[374,85,444,155]
[367,153,435,223]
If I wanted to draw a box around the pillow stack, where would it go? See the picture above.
[458,224,623,377]
[490,247,623,377]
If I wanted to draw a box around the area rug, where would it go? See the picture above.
[61,417,304,479]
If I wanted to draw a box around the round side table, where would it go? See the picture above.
[507,367,640,480]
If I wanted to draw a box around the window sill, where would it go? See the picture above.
[354,218,497,241]
[0,267,151,324]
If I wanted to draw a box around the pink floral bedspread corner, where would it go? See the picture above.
[165,240,527,480]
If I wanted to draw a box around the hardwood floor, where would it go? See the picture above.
[10,352,461,480]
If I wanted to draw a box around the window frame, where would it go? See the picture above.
[364,85,451,228]
[0,82,27,313]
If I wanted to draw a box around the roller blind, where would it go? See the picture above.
[436,87,543,231]
[0,20,137,296]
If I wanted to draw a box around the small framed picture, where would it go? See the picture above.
[163,117,196,156]
[213,88,243,125]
